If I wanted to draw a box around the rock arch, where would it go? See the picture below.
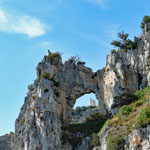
[36,53,107,126]
[13,51,141,149]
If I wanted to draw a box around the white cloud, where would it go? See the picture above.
[40,41,52,46]
[0,9,6,23]
[0,9,50,38]
[86,0,107,8]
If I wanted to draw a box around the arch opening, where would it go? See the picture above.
[74,93,98,108]
[71,93,99,124]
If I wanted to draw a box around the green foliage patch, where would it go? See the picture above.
[111,31,138,50]
[46,52,61,60]
[65,112,107,137]
[40,73,59,86]
[40,72,50,80]
[99,86,150,150]
[106,132,125,150]
[118,105,133,116]
[141,16,150,29]
[88,133,100,150]
[135,106,150,127]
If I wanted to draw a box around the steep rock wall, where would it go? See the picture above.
[10,23,150,149]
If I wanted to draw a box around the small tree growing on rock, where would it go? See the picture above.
[111,31,129,49]
[141,15,150,29]
[111,31,138,50]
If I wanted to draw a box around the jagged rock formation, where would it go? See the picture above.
[0,134,13,150]
[1,20,150,150]
[94,87,150,150]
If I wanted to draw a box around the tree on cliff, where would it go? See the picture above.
[111,31,138,50]
[141,15,150,29]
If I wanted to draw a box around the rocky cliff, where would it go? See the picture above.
[1,18,150,150]
[0,134,13,150]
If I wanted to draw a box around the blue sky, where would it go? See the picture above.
[0,0,150,135]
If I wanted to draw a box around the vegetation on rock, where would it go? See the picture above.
[141,15,150,29]
[66,112,107,137]
[72,106,96,116]
[40,73,59,86]
[98,86,150,149]
[106,132,125,150]
[113,92,138,108]
[46,52,61,60]
[88,133,100,150]
[135,105,150,127]
[63,111,107,148]
[40,72,50,80]
[111,31,138,50]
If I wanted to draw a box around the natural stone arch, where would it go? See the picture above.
[36,52,106,126]
[13,52,112,150]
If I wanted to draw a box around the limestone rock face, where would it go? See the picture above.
[96,124,150,150]
[126,126,150,150]
[0,134,13,150]
[3,22,150,150]
[13,78,62,150]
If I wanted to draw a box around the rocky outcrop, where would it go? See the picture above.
[94,107,150,150]
[127,126,150,150]
[72,106,102,124]
[0,134,13,150]
[1,19,150,150]
[13,24,150,149]
[13,78,62,150]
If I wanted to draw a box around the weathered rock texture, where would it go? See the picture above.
[0,134,13,150]
[93,24,150,150]
[1,22,150,150]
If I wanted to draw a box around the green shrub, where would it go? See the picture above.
[65,112,107,137]
[111,40,121,48]
[113,92,138,108]
[141,16,150,29]
[135,86,150,101]
[91,133,99,146]
[135,106,150,127]
[134,100,144,107]
[106,133,125,150]
[118,32,129,41]
[46,52,61,60]
[118,105,133,116]
[40,72,50,80]
[127,41,138,50]
[111,31,138,50]
[111,49,116,54]
[9,131,14,136]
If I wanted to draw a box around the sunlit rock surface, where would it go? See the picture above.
[2,22,150,150]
